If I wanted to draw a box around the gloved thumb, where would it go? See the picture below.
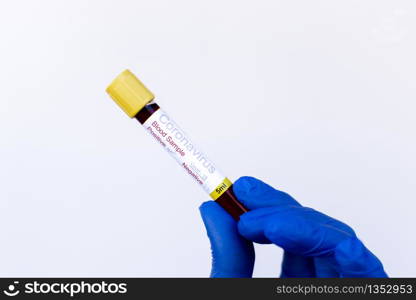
[199,201,254,278]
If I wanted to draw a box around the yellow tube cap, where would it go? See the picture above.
[106,69,155,118]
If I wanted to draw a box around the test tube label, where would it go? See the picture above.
[142,108,230,199]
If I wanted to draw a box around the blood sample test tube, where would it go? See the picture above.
[106,69,248,220]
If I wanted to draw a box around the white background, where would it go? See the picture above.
[1,0,415,277]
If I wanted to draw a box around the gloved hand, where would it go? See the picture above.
[200,176,387,278]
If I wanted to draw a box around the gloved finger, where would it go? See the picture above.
[334,238,387,277]
[280,252,315,278]
[200,201,255,278]
[239,206,387,277]
[233,176,300,210]
[238,205,355,254]
[313,257,339,277]
[234,176,315,274]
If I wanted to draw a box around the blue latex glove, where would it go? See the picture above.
[200,176,387,278]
